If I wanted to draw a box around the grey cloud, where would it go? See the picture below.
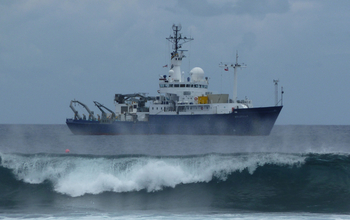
[175,0,290,18]
[233,0,290,16]
[238,32,257,52]
[175,0,226,16]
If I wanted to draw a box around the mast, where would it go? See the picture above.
[166,24,193,82]
[219,51,246,102]
[273,79,279,106]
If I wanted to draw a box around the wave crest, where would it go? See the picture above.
[0,153,305,197]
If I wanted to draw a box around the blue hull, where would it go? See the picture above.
[66,106,282,135]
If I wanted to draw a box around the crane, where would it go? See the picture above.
[94,101,116,122]
[69,100,96,121]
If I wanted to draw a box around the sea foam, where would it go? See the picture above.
[0,153,306,197]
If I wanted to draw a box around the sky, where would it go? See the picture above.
[1,0,350,125]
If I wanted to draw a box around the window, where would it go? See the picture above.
[169,84,173,87]
[174,84,179,87]
[194,84,198,88]
[180,84,185,87]
[186,84,190,87]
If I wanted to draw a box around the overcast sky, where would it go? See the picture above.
[1,0,349,125]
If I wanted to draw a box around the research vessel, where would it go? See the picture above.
[66,24,283,135]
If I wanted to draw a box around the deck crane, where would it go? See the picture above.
[114,93,155,112]
[69,100,82,120]
[94,101,116,122]
[69,100,96,121]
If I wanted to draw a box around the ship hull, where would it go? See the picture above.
[66,106,282,136]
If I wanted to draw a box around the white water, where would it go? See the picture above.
[1,153,305,197]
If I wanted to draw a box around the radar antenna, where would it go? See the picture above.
[166,24,193,53]
[165,24,193,82]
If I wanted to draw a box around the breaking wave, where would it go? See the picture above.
[1,152,350,212]
[0,152,304,196]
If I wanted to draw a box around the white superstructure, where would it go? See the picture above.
[113,24,253,122]
[149,24,252,116]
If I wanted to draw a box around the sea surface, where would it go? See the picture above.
[1,124,350,220]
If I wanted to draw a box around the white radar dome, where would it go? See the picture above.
[168,69,175,77]
[190,67,204,81]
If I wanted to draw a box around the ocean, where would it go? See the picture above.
[1,124,350,220]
